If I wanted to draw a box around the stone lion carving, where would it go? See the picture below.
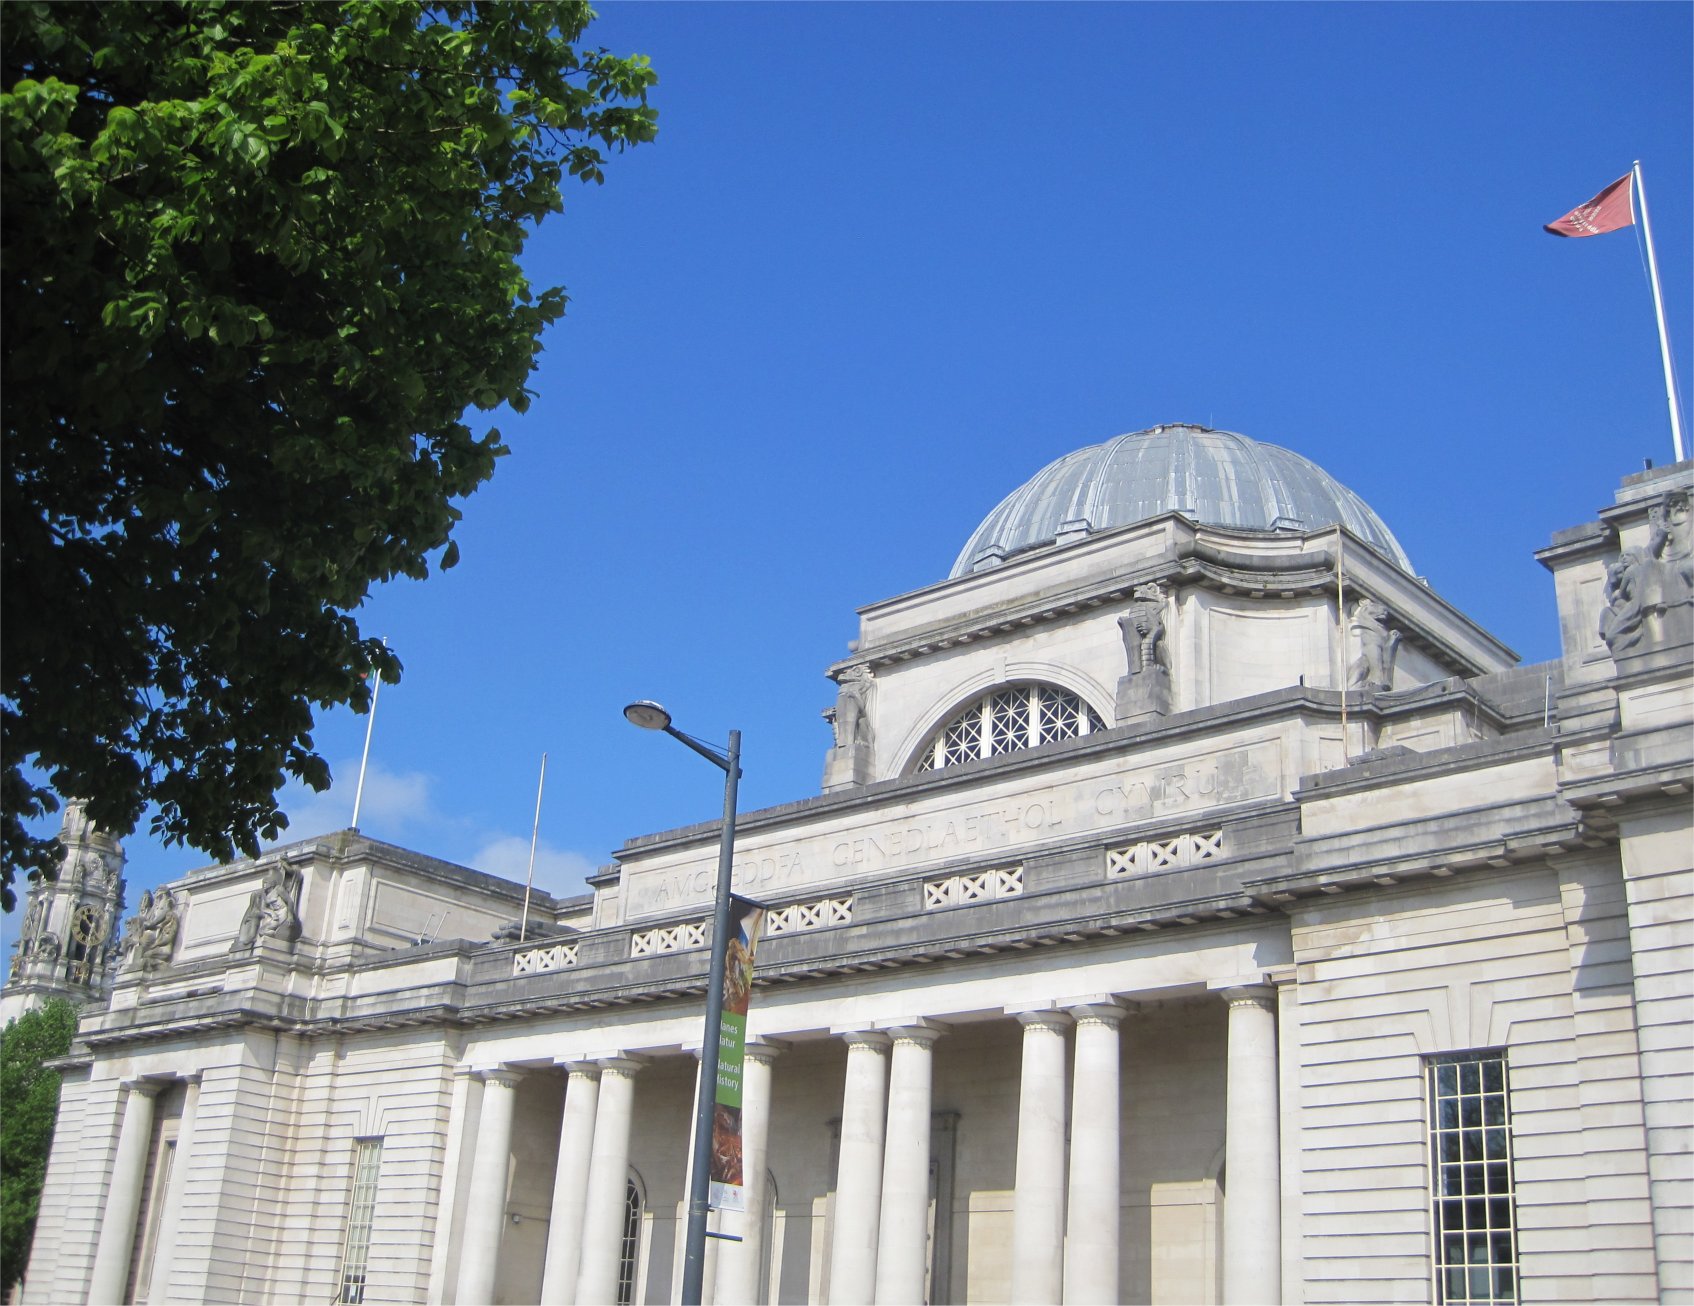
[1347,598,1401,692]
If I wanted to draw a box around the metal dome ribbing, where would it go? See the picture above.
[950,424,1413,577]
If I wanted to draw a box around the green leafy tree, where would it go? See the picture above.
[1,2,656,906]
[0,998,79,1294]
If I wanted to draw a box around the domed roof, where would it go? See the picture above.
[951,424,1413,577]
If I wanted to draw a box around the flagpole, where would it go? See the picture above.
[350,645,385,832]
[1633,161,1686,462]
[519,752,547,944]
[1336,528,1348,763]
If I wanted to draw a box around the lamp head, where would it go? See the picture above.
[623,700,673,732]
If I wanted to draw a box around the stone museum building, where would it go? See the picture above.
[8,425,1692,1305]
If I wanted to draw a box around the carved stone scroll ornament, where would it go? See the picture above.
[1347,598,1402,692]
[1115,581,1173,723]
[121,887,180,973]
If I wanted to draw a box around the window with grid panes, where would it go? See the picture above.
[616,1176,643,1305]
[1426,1051,1518,1306]
[913,684,1103,772]
[337,1138,383,1304]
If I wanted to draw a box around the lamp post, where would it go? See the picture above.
[623,700,741,1306]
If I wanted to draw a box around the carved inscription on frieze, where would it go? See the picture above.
[623,740,1282,919]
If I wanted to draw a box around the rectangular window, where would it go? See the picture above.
[1426,1051,1518,1306]
[338,1138,383,1305]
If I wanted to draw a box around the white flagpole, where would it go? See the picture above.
[1633,161,1686,462]
[519,752,548,944]
[1336,528,1348,763]
[350,642,386,832]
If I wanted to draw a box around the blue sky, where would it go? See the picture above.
[6,2,1691,950]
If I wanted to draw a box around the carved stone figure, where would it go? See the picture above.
[232,865,302,953]
[1640,492,1693,644]
[1599,549,1646,655]
[1118,582,1170,677]
[824,666,875,750]
[19,896,44,948]
[1115,582,1173,722]
[1347,598,1402,692]
[122,888,180,972]
[36,932,60,963]
[822,666,876,790]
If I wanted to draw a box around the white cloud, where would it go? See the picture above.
[264,758,445,847]
[468,835,598,898]
[260,760,601,899]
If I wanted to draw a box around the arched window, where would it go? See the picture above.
[617,1174,644,1306]
[912,683,1105,773]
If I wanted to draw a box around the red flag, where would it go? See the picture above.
[1544,173,1635,237]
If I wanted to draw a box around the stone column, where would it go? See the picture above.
[576,1057,644,1305]
[1222,986,1281,1305]
[1010,1011,1071,1305]
[715,1041,781,1306]
[87,1078,162,1306]
[874,1022,945,1305]
[145,1073,202,1305]
[455,1068,524,1305]
[1063,1003,1125,1305]
[676,1049,719,1306]
[540,1062,601,1305]
[428,1067,485,1305]
[828,1031,891,1305]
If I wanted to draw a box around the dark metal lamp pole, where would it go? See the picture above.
[623,701,741,1306]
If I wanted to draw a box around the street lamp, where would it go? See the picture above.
[623,700,741,1306]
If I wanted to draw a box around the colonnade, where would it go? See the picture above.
[82,987,1280,1304]
[443,984,1282,1305]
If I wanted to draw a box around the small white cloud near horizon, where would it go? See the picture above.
[264,757,447,848]
[468,835,598,899]
[262,760,600,898]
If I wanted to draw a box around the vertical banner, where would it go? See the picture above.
[709,895,766,1212]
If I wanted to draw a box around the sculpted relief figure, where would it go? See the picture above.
[821,666,875,789]
[1115,581,1173,721]
[1118,582,1170,678]
[1599,549,1646,655]
[232,865,303,953]
[1347,598,1402,692]
[1600,492,1693,655]
[824,665,875,751]
[122,887,180,972]
[1642,492,1693,641]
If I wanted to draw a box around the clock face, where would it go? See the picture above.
[71,905,103,945]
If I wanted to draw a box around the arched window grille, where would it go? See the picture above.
[617,1174,643,1306]
[912,683,1104,773]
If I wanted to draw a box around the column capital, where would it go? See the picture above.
[744,1039,787,1064]
[836,1027,892,1050]
[1065,1000,1129,1028]
[478,1067,525,1091]
[596,1054,647,1078]
[557,1057,603,1078]
[121,1077,164,1097]
[1217,984,1276,1012]
[1014,1008,1073,1033]
[878,1018,948,1047]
